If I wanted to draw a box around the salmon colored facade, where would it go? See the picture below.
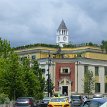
[54,62,75,95]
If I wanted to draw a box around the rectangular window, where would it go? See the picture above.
[41,69,45,74]
[20,57,23,61]
[63,68,68,73]
[95,66,99,76]
[84,65,88,74]
[95,83,100,93]
[60,67,70,74]
[105,83,107,93]
[32,55,36,60]
[105,67,107,75]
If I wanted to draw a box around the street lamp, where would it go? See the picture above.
[77,61,79,93]
[47,54,51,97]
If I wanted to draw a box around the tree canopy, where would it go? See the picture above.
[0,38,44,100]
[83,70,95,96]
[101,40,107,53]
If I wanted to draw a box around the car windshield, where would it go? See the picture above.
[71,96,81,100]
[50,98,66,102]
[43,97,50,101]
[16,98,29,102]
[16,99,30,106]
[93,94,104,98]
[43,99,50,102]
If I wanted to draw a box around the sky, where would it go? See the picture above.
[0,0,107,47]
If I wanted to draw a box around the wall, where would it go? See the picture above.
[55,62,75,92]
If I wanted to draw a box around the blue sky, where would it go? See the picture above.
[0,0,107,47]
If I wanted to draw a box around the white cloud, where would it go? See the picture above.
[0,0,107,47]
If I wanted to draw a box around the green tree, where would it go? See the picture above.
[21,58,41,99]
[31,60,45,99]
[8,53,26,99]
[101,40,107,53]
[0,38,43,100]
[0,38,12,58]
[83,70,95,97]
[0,93,10,104]
[0,53,25,100]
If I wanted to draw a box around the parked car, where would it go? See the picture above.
[47,97,70,107]
[71,94,83,106]
[93,93,104,99]
[40,97,51,107]
[15,97,35,107]
[81,98,107,107]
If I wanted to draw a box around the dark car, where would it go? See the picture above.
[81,98,107,107]
[93,93,104,99]
[40,97,51,107]
[15,97,35,107]
[71,95,83,106]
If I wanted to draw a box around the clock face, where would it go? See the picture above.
[63,36,67,41]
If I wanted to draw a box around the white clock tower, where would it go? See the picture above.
[56,20,69,47]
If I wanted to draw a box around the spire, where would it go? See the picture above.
[57,20,67,31]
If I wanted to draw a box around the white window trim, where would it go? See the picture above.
[60,67,70,74]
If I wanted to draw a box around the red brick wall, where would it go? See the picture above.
[55,62,75,92]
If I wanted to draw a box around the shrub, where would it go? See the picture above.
[0,93,10,104]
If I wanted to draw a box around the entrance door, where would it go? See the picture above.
[62,86,68,96]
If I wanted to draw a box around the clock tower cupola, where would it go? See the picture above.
[56,20,69,47]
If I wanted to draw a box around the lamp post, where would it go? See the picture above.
[47,54,51,97]
[77,61,79,93]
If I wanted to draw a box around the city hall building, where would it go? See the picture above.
[15,20,107,96]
